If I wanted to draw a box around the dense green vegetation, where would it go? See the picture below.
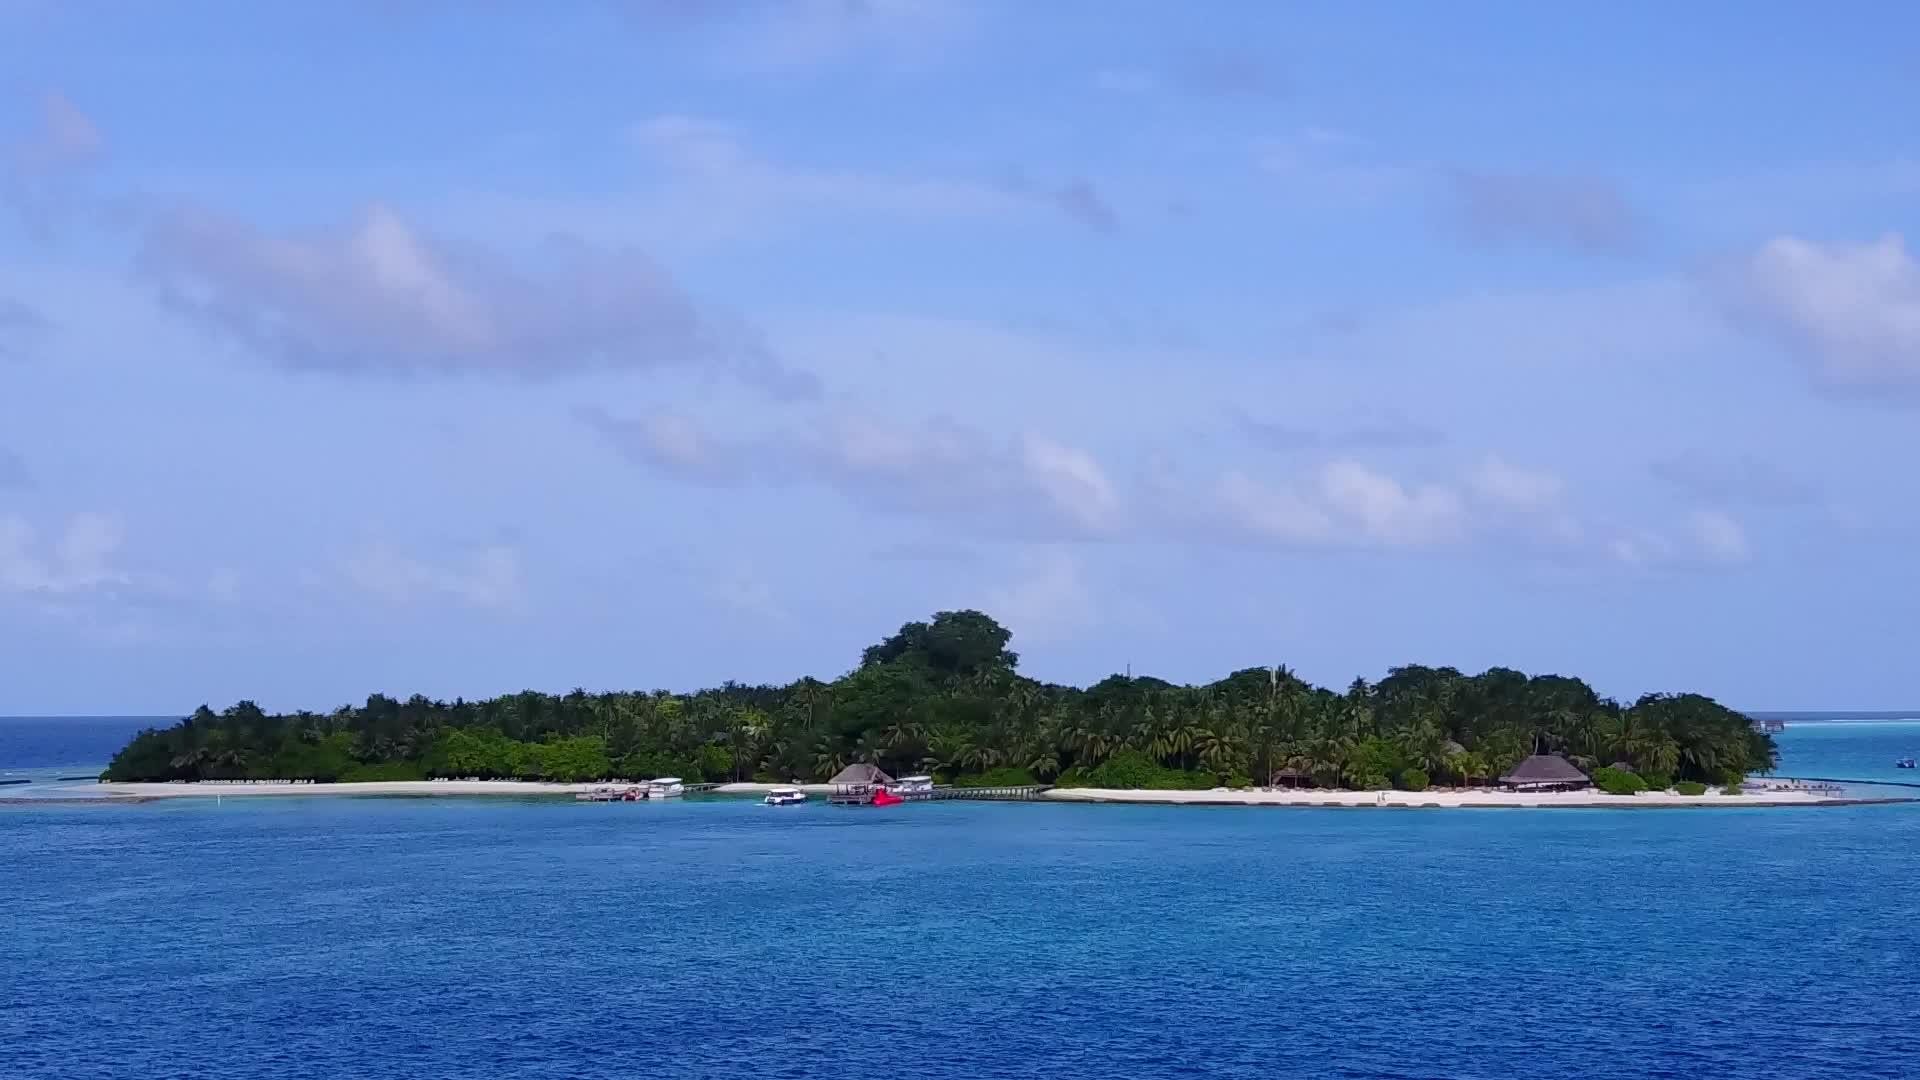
[103,610,1776,789]
[1593,766,1649,795]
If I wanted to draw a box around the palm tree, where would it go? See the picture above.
[811,738,848,779]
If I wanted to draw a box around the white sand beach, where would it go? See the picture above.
[97,779,601,799]
[80,779,1892,808]
[1041,787,1846,808]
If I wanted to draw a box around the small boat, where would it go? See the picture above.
[1897,758,1916,769]
[886,775,935,800]
[870,787,904,807]
[646,777,685,800]
[575,786,644,802]
[764,786,807,806]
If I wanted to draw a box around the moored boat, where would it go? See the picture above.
[646,776,686,799]
[886,775,935,800]
[575,786,644,802]
[764,786,807,806]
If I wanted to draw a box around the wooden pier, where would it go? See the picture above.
[930,785,1051,801]
[828,783,1053,805]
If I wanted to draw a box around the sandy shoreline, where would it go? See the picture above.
[1039,787,1864,809]
[66,779,1908,808]
[97,779,601,798]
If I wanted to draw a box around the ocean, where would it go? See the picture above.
[3,717,1918,1079]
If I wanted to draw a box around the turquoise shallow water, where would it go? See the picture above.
[1770,721,1920,788]
[3,719,1919,1079]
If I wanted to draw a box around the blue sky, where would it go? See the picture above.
[3,1,1918,714]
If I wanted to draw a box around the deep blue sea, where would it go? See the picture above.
[3,716,1918,1080]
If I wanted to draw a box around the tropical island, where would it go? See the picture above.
[102,610,1777,802]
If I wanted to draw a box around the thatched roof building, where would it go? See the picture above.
[1268,766,1310,788]
[1498,754,1590,791]
[829,763,893,787]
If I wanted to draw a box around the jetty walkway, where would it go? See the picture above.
[930,784,1051,801]
[1771,775,1920,791]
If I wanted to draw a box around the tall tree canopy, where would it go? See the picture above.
[103,610,1774,788]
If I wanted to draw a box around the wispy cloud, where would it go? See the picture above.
[1468,456,1564,511]
[134,201,817,394]
[1689,509,1750,563]
[581,406,1123,540]
[1609,510,1751,569]
[631,114,1117,231]
[340,541,524,612]
[0,512,133,595]
[1207,461,1469,549]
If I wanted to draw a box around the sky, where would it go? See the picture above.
[2,1,1918,715]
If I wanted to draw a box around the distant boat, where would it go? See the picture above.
[886,775,935,800]
[646,777,686,799]
[764,786,807,806]
[1897,758,1916,769]
[870,787,904,807]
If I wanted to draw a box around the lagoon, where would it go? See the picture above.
[3,719,1918,1079]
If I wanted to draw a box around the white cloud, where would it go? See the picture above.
[1319,461,1467,547]
[1689,510,1749,563]
[1021,436,1121,534]
[341,542,523,612]
[1213,469,1336,545]
[1608,529,1675,568]
[1469,456,1564,510]
[1609,511,1749,568]
[583,406,1123,540]
[1211,461,1465,549]
[0,512,131,595]
[134,201,816,393]
[1733,233,1920,388]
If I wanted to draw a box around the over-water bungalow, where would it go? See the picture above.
[827,763,894,805]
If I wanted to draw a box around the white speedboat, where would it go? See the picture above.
[764,786,807,806]
[645,777,685,800]
[887,775,935,800]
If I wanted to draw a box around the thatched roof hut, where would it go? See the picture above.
[1268,766,1311,788]
[829,763,893,787]
[1498,753,1590,791]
